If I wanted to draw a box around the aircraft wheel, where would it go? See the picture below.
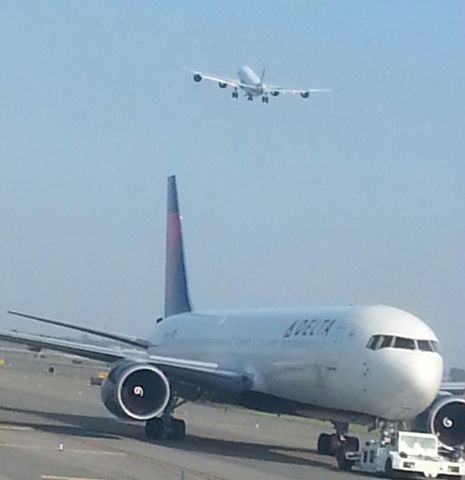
[336,446,353,471]
[145,417,164,440]
[170,419,186,441]
[317,433,331,455]
[384,458,399,479]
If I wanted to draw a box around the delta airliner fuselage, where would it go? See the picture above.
[152,305,442,422]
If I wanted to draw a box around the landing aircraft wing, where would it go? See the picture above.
[265,84,332,95]
[184,68,240,87]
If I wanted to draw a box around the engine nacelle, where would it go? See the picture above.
[218,82,227,89]
[413,396,465,448]
[193,73,202,82]
[301,90,310,99]
[270,91,280,97]
[101,362,170,421]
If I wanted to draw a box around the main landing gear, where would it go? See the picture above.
[232,88,239,99]
[317,422,360,456]
[261,95,269,104]
[145,395,186,441]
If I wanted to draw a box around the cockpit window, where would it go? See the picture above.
[367,335,380,350]
[418,340,433,352]
[367,335,439,352]
[394,337,415,350]
[379,335,394,349]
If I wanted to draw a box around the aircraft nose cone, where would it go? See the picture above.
[391,353,443,418]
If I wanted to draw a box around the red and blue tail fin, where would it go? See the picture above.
[164,176,192,317]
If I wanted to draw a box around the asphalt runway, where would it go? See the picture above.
[0,349,371,480]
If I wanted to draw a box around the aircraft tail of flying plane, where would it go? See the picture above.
[185,65,332,103]
[3,176,465,453]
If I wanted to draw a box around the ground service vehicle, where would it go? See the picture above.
[337,430,465,478]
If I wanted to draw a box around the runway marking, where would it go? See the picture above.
[0,425,33,431]
[0,443,125,455]
[41,476,107,480]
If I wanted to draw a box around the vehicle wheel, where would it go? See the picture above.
[145,418,164,440]
[170,419,186,441]
[317,433,331,455]
[336,446,352,471]
[384,458,398,479]
[345,436,360,452]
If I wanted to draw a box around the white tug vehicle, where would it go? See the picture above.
[337,429,465,478]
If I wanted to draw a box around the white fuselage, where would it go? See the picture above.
[150,305,442,422]
[237,66,263,96]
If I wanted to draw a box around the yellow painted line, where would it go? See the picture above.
[0,443,125,455]
[42,476,107,480]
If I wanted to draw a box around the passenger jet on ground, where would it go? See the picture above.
[186,65,332,102]
[2,176,465,458]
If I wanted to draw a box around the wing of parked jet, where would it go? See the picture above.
[0,329,250,392]
[0,330,124,363]
[441,382,465,395]
[7,311,151,349]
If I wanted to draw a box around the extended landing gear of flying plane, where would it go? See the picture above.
[232,88,239,99]
[317,422,359,456]
[247,94,254,101]
[145,395,187,441]
[261,95,269,104]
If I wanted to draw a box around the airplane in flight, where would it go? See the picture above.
[2,176,465,458]
[186,65,332,103]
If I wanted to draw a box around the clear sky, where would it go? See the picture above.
[1,1,464,368]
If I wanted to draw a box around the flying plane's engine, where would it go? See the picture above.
[193,73,202,82]
[270,91,280,97]
[101,362,170,421]
[413,396,465,448]
[218,82,227,89]
[301,90,310,99]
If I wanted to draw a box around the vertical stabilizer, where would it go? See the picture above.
[164,175,192,317]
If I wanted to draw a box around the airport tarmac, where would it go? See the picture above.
[0,349,370,480]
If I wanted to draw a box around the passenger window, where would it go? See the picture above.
[379,335,394,349]
[418,340,433,352]
[394,337,415,350]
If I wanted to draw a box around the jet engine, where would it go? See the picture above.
[413,396,465,448]
[101,362,170,421]
[193,73,202,82]
[301,90,310,99]
[270,91,280,97]
[218,82,227,89]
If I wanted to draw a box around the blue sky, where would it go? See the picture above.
[1,1,464,368]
